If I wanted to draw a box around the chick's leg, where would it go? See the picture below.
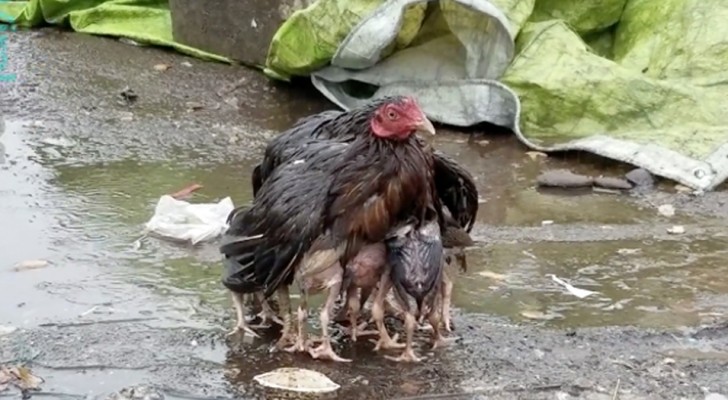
[385,310,421,362]
[371,272,404,351]
[430,293,456,349]
[227,292,260,338]
[273,286,297,350]
[309,281,351,362]
[344,286,377,342]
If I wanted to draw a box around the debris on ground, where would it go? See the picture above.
[119,86,138,105]
[13,259,49,272]
[525,151,548,160]
[658,204,676,217]
[0,365,44,393]
[549,274,598,299]
[667,225,685,235]
[144,195,234,245]
[169,183,203,200]
[105,385,165,400]
[252,368,340,394]
[153,63,170,72]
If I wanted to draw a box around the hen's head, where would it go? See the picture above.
[370,96,436,140]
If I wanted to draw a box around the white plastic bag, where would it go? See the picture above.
[144,195,235,245]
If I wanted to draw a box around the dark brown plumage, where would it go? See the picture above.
[220,95,441,361]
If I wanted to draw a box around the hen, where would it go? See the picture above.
[249,100,479,339]
[220,96,441,362]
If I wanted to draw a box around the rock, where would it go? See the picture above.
[705,394,728,400]
[536,169,593,188]
[593,176,633,190]
[625,168,655,188]
[658,204,675,217]
[169,0,317,66]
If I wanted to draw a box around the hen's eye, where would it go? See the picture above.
[386,110,398,120]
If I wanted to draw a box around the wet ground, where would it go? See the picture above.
[1,29,728,400]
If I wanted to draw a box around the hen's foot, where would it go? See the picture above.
[272,330,297,351]
[308,340,351,362]
[283,336,310,353]
[385,347,423,363]
[371,334,405,351]
[250,309,284,329]
[444,318,455,332]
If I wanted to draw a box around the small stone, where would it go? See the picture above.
[537,169,593,188]
[593,176,633,190]
[475,140,490,147]
[541,220,554,226]
[663,357,675,365]
[705,393,728,400]
[667,225,685,234]
[625,168,654,188]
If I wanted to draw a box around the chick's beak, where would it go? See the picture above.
[414,116,436,136]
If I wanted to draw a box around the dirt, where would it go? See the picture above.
[1,29,727,400]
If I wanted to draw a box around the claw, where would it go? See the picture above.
[432,335,458,350]
[385,347,423,363]
[371,333,405,351]
[226,324,260,339]
[308,341,351,362]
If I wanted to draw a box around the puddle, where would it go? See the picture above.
[2,117,726,335]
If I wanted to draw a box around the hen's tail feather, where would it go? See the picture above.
[219,234,265,256]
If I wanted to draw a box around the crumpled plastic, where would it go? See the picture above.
[143,195,234,245]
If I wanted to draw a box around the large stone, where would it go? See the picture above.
[169,0,315,67]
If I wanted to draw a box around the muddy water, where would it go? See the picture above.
[3,116,727,335]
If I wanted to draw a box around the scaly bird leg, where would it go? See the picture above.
[344,286,377,341]
[371,272,404,351]
[249,291,284,329]
[386,311,421,362]
[284,290,310,353]
[430,294,456,349]
[309,280,351,362]
[441,270,455,332]
[227,292,260,339]
[273,286,297,351]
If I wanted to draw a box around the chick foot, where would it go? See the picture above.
[385,347,423,363]
[309,340,351,362]
[371,333,405,351]
[432,335,458,350]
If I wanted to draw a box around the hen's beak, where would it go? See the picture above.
[415,116,436,136]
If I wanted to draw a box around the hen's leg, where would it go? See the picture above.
[273,286,297,350]
[227,292,260,338]
[385,310,421,362]
[429,298,456,349]
[371,273,404,351]
[284,291,309,353]
[309,282,351,362]
[249,291,284,329]
[441,271,454,332]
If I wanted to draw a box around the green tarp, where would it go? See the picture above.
[2,0,728,190]
[0,0,228,62]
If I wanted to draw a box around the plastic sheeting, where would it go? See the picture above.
[266,0,728,191]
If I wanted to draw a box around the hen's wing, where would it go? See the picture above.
[252,110,343,196]
[221,140,349,297]
[432,150,479,232]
